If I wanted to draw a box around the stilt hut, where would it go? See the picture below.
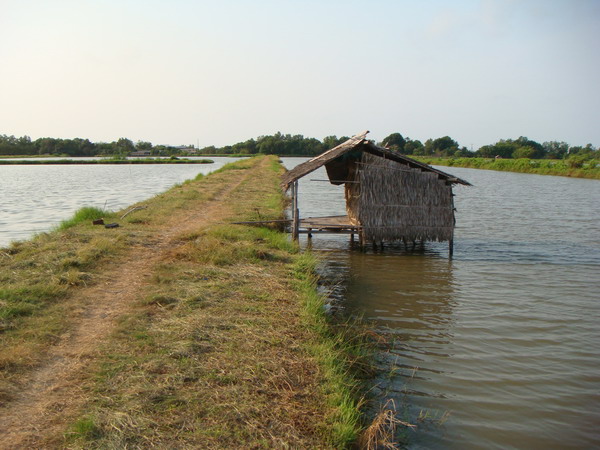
[280,131,471,255]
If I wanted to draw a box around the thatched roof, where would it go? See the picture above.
[280,131,471,189]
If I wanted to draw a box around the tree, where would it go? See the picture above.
[380,133,406,152]
[514,136,544,159]
[115,138,135,154]
[136,141,153,150]
[74,138,96,156]
[568,143,596,156]
[231,139,257,154]
[476,137,544,159]
[513,146,537,159]
[323,135,347,149]
[256,133,281,154]
[454,146,474,157]
[403,138,423,155]
[34,137,60,155]
[477,141,514,158]
[543,141,569,159]
[424,136,459,156]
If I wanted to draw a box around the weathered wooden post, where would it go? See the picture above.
[292,181,300,241]
[449,194,456,259]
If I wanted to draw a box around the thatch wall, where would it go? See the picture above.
[348,153,455,242]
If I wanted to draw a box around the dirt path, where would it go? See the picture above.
[0,164,257,448]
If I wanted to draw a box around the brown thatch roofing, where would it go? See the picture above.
[280,130,471,189]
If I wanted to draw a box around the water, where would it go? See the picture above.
[0,157,241,247]
[280,157,600,449]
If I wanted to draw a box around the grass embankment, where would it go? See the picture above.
[413,156,600,180]
[0,157,213,165]
[0,156,367,448]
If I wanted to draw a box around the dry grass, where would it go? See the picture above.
[358,400,416,450]
[62,157,352,447]
[0,228,127,400]
[0,158,240,401]
[0,156,369,448]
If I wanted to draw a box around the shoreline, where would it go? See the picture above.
[412,156,600,180]
[0,158,214,165]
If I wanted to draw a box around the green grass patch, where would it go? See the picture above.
[55,207,112,231]
[66,417,102,441]
[292,252,369,447]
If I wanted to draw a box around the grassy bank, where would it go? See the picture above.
[0,156,367,448]
[412,156,600,180]
[0,157,213,165]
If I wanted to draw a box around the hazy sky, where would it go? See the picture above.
[1,0,598,149]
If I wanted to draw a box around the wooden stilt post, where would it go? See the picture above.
[449,192,456,259]
[292,181,300,241]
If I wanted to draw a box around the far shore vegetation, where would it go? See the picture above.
[0,156,213,165]
[0,156,380,448]
[2,131,598,179]
[413,156,600,180]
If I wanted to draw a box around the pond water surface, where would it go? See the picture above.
[280,157,600,449]
[0,157,241,247]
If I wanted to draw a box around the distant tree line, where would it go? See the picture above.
[197,133,349,156]
[199,132,598,163]
[1,132,597,164]
[0,135,192,157]
[378,132,598,163]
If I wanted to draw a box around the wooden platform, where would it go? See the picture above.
[299,215,359,234]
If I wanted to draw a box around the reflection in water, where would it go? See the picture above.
[319,245,459,447]
[281,158,600,449]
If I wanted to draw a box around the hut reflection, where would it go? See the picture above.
[342,250,457,336]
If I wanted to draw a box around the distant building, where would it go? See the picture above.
[129,150,152,157]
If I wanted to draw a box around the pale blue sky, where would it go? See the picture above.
[1,0,598,148]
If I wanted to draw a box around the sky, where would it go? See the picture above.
[1,0,599,149]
